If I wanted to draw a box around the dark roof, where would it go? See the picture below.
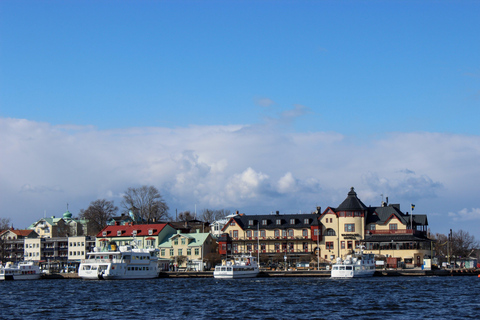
[365,233,433,242]
[335,187,368,211]
[226,213,320,231]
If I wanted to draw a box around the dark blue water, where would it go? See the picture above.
[1,276,479,319]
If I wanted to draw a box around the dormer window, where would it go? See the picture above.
[290,219,295,225]
[132,230,137,236]
[304,218,309,224]
[102,231,107,237]
[262,219,267,225]
[248,220,254,226]
[276,219,281,225]
[148,229,153,235]
[117,230,122,236]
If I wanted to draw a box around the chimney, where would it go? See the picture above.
[276,211,280,215]
[316,206,321,214]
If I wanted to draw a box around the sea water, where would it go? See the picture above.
[1,276,479,319]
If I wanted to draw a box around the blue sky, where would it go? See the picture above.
[1,1,480,239]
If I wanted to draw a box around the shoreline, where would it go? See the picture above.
[42,268,480,279]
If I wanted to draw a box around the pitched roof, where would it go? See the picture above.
[335,187,368,211]
[158,230,212,248]
[96,223,170,238]
[223,213,320,231]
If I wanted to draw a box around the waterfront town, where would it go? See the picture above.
[1,187,478,277]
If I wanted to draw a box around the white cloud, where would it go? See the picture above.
[2,116,480,238]
[448,208,480,221]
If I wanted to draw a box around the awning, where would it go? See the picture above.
[145,237,155,240]
[99,238,108,241]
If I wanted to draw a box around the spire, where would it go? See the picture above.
[336,187,368,211]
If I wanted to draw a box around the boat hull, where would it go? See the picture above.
[213,270,259,279]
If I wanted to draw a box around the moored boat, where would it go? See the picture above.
[213,254,259,279]
[331,247,376,278]
[78,243,162,280]
[0,261,42,280]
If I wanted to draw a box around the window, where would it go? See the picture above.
[254,244,258,252]
[290,219,295,225]
[304,218,309,224]
[313,228,319,236]
[230,221,236,226]
[178,249,182,256]
[261,243,266,251]
[326,242,334,250]
[249,220,254,226]
[303,242,308,252]
[274,243,280,251]
[369,224,376,230]
[344,224,355,232]
[161,249,165,256]
[274,230,280,238]
[276,219,281,225]
[260,230,266,238]
[233,230,238,238]
[254,230,258,238]
[288,229,294,237]
[326,229,336,236]
[232,243,238,252]
[302,229,308,237]
[282,230,287,238]
[181,238,186,245]
[174,239,178,245]
[262,219,268,225]
[288,242,294,252]
[347,241,353,249]
[195,248,199,255]
[389,224,398,230]
[169,249,174,256]
[246,230,252,238]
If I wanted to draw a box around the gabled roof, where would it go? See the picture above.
[366,204,408,225]
[96,223,170,238]
[0,229,38,238]
[222,213,320,231]
[335,187,368,211]
[158,230,212,248]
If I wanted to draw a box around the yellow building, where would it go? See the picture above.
[158,229,217,271]
[220,211,321,266]
[220,188,433,268]
[320,187,433,267]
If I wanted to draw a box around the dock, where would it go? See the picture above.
[42,268,480,279]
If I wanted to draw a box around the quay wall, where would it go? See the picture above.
[42,268,480,280]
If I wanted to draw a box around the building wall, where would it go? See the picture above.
[24,238,41,261]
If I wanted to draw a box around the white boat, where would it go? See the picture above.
[0,261,42,280]
[213,254,259,279]
[78,244,161,280]
[331,248,376,278]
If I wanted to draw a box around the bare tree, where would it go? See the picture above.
[0,217,11,231]
[79,199,118,236]
[0,218,12,263]
[178,211,195,222]
[200,209,230,223]
[121,185,170,222]
[451,229,479,261]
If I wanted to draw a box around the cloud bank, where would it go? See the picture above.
[1,117,480,237]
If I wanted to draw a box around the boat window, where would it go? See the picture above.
[346,266,353,270]
[82,265,91,270]
[91,266,97,270]
[227,267,232,271]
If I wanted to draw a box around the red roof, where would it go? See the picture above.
[0,229,35,238]
[96,223,169,238]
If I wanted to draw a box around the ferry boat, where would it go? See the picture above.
[79,243,161,280]
[213,254,259,279]
[331,248,376,278]
[0,261,42,280]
